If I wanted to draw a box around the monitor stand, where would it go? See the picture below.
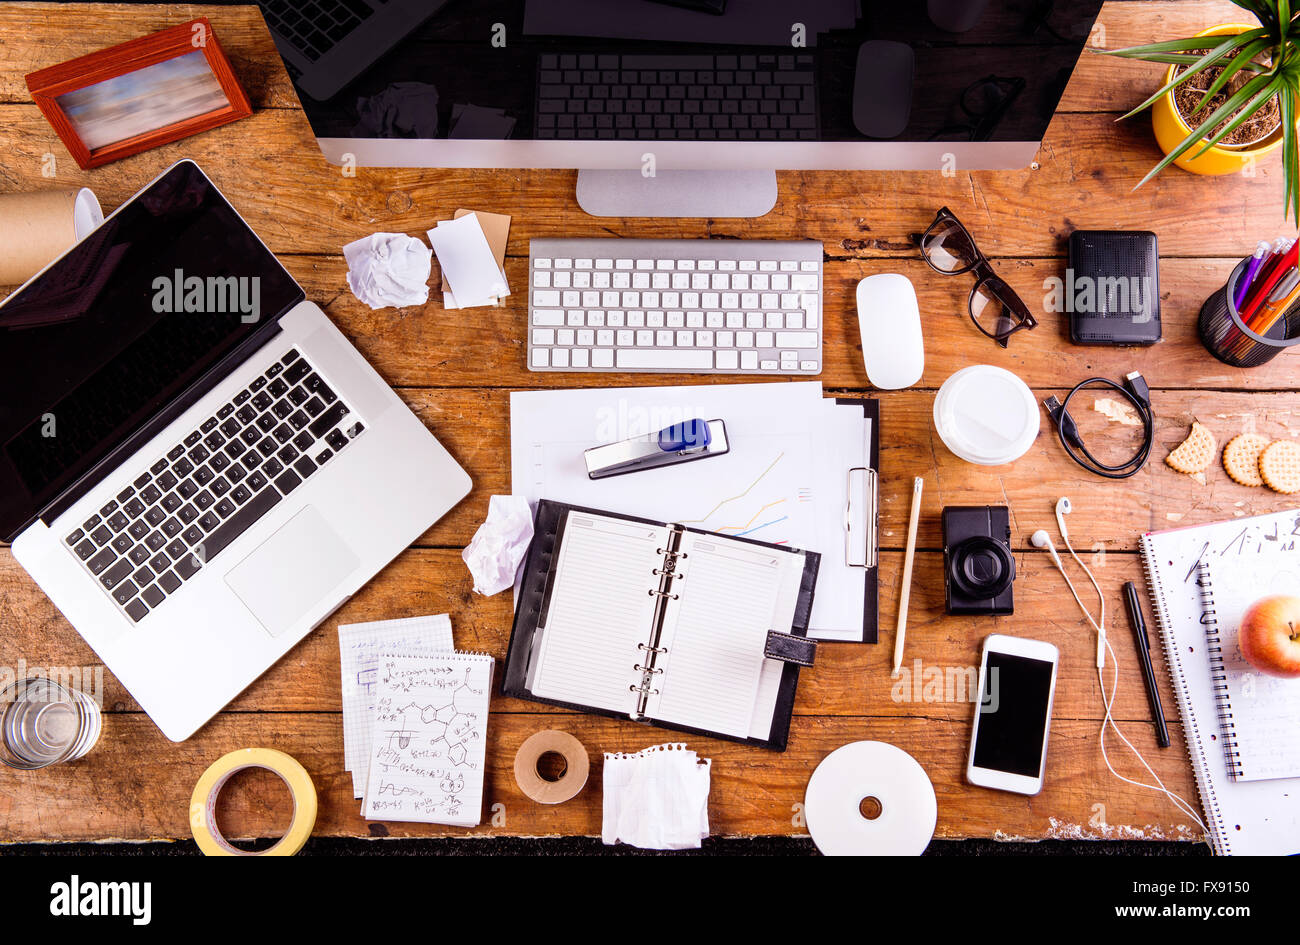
[576,169,777,218]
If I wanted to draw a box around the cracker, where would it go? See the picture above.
[1222,433,1270,487]
[1260,440,1300,494]
[1165,420,1216,475]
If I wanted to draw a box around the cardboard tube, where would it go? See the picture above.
[0,188,103,286]
[514,730,589,804]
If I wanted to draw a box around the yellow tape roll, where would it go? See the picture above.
[189,748,317,857]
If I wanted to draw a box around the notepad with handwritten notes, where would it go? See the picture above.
[360,651,494,827]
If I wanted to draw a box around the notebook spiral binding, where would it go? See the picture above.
[631,524,687,719]
[1198,561,1244,780]
[1140,547,1224,852]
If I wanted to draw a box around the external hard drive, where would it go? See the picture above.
[1066,230,1161,345]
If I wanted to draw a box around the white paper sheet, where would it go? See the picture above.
[338,614,454,797]
[427,215,508,308]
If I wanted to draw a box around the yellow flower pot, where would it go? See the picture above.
[1150,23,1284,176]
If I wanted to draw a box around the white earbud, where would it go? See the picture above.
[1031,529,1065,570]
[1055,496,1073,541]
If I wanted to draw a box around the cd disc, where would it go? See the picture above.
[804,741,937,856]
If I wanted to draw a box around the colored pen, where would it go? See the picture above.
[1248,267,1300,338]
[1234,240,1273,309]
[1124,581,1170,749]
[1243,237,1290,306]
[1241,238,1299,320]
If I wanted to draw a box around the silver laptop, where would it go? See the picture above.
[2,161,471,741]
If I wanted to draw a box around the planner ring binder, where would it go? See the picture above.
[634,523,688,718]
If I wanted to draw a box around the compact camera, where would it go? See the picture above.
[942,506,1015,616]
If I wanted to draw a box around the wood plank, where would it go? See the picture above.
[0,544,1196,729]
[0,105,1289,260]
[0,712,1202,842]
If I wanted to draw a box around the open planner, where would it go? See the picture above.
[504,500,820,749]
[1140,509,1300,855]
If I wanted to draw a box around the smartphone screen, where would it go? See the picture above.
[973,651,1055,776]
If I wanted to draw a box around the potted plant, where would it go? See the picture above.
[1101,1,1299,219]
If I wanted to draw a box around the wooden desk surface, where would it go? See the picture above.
[0,0,1288,845]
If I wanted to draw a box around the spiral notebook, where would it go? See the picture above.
[1198,557,1300,782]
[503,500,820,750]
[1140,509,1300,855]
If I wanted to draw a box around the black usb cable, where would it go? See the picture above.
[1043,372,1154,479]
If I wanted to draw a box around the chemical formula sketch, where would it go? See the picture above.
[362,653,494,827]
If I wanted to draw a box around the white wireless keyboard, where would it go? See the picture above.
[527,238,822,374]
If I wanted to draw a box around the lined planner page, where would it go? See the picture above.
[648,534,805,737]
[530,511,666,714]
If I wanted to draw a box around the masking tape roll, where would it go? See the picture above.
[189,748,317,856]
[513,730,589,804]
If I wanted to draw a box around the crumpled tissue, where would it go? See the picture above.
[462,495,535,596]
[343,233,432,310]
[603,744,711,850]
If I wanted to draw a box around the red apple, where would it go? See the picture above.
[1239,595,1300,678]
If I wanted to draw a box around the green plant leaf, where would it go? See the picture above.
[1281,83,1299,221]
[1194,38,1276,114]
[1231,0,1278,30]
[1102,29,1265,60]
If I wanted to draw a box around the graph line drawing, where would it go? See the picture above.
[714,498,787,533]
[678,452,785,524]
[735,515,789,537]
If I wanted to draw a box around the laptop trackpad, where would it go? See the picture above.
[225,506,359,638]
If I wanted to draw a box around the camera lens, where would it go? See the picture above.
[949,536,1015,601]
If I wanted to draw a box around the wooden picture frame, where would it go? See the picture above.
[25,18,252,170]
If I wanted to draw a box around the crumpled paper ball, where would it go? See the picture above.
[462,495,535,596]
[343,232,432,310]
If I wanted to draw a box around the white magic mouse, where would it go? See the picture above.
[856,273,924,389]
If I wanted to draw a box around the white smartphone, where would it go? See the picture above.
[966,634,1060,795]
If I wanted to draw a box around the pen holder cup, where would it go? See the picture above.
[1198,258,1300,368]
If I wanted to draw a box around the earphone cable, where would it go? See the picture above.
[1056,522,1207,833]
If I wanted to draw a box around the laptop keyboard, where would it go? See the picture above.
[259,0,376,62]
[62,349,365,625]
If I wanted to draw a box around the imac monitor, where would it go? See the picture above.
[260,0,1104,217]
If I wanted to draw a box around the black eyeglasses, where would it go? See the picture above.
[918,207,1037,348]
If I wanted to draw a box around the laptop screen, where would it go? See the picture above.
[0,162,303,540]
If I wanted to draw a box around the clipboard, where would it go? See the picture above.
[836,398,880,644]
